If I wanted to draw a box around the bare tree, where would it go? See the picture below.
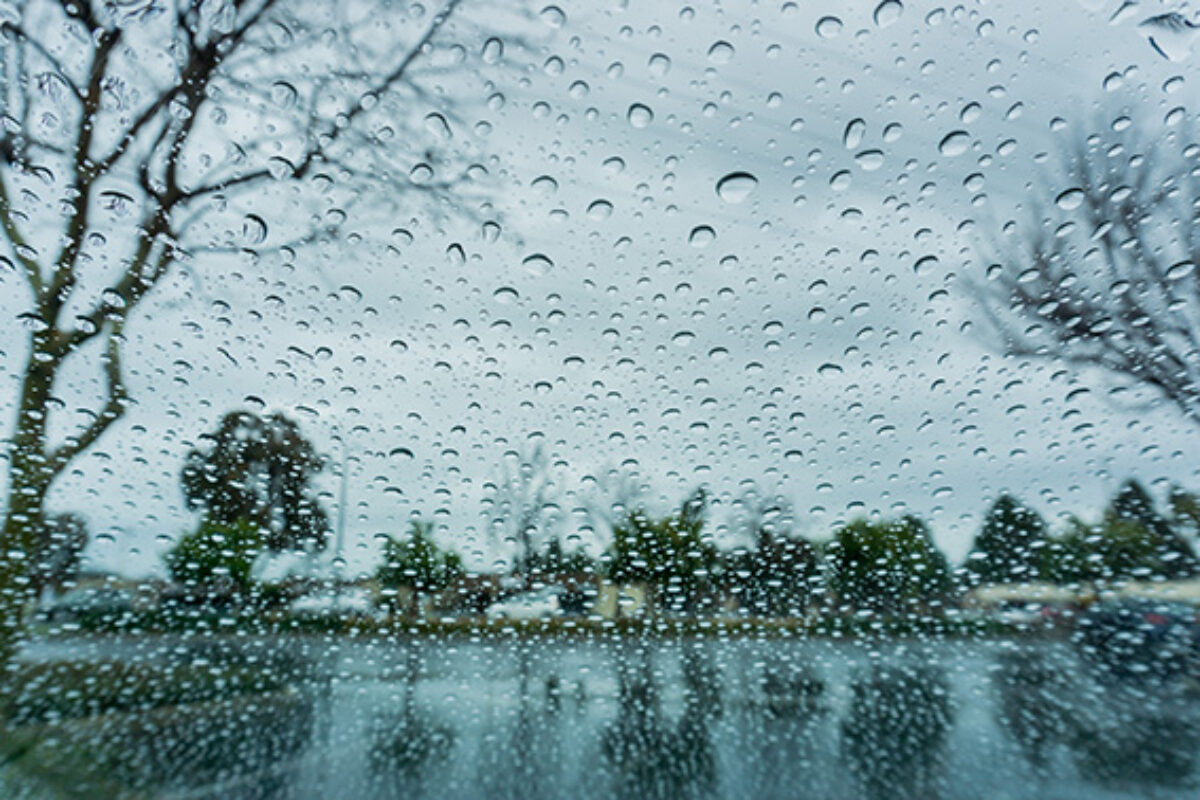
[0,0,513,656]
[972,115,1200,424]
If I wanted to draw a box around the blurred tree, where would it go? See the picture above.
[1105,479,1196,577]
[483,443,562,578]
[526,537,596,576]
[1043,483,1198,585]
[29,513,88,596]
[165,518,262,596]
[725,494,819,617]
[963,494,1048,585]
[0,0,509,658]
[606,489,719,613]
[182,410,329,552]
[376,520,464,618]
[826,516,953,615]
[972,117,1200,426]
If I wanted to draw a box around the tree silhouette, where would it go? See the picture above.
[964,494,1048,585]
[181,410,329,552]
[973,115,1200,425]
[0,0,507,657]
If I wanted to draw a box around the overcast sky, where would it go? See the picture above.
[5,0,1200,578]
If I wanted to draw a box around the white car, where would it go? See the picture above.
[485,587,563,620]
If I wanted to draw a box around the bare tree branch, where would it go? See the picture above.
[48,319,129,476]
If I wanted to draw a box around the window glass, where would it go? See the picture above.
[2,1,1200,797]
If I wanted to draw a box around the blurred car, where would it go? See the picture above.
[288,587,380,620]
[40,586,137,622]
[485,587,563,620]
[1073,600,1200,678]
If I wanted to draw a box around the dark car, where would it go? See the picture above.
[1073,600,1200,679]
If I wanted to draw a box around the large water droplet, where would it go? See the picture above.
[689,225,716,247]
[522,254,554,276]
[874,0,903,28]
[1055,187,1085,210]
[843,118,866,149]
[716,172,758,203]
[938,131,970,156]
[816,16,844,38]
[242,214,267,245]
[648,52,671,77]
[707,40,735,64]
[587,199,614,219]
[627,103,654,128]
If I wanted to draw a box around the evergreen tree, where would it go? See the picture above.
[964,495,1048,585]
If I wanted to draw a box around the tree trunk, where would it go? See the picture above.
[0,335,59,662]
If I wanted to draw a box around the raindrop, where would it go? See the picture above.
[389,446,415,460]
[482,37,504,63]
[843,118,866,149]
[531,174,560,195]
[688,225,716,247]
[522,253,554,276]
[540,4,566,28]
[627,103,654,128]
[493,286,520,304]
[648,52,671,77]
[716,171,758,203]
[938,131,970,156]
[816,15,844,38]
[873,0,903,28]
[587,199,614,219]
[1055,188,1085,210]
[707,40,735,64]
[855,150,885,171]
[242,214,267,245]
[424,112,452,140]
[410,162,434,183]
[1167,260,1195,280]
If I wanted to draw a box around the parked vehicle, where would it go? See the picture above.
[485,587,563,620]
[39,587,137,622]
[1073,600,1200,678]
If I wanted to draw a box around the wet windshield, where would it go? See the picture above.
[2,1,1200,798]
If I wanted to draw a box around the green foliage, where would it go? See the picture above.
[375,520,464,595]
[726,527,820,617]
[1041,481,1198,584]
[164,518,262,594]
[181,410,330,552]
[826,516,952,614]
[964,494,1047,585]
[526,537,596,576]
[606,489,719,612]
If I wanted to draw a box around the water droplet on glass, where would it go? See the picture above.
[410,162,434,183]
[648,52,671,77]
[242,214,267,245]
[424,112,452,140]
[855,150,885,171]
[627,103,654,128]
[874,0,903,28]
[816,16,844,38]
[1055,188,1085,210]
[843,118,866,149]
[689,225,716,247]
[716,172,758,203]
[587,199,614,219]
[707,40,735,64]
[938,131,970,157]
[540,4,566,28]
[522,253,554,276]
[482,37,504,63]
